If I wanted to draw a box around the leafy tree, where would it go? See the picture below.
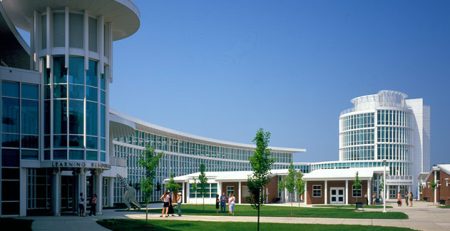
[353,171,362,206]
[138,146,163,222]
[283,162,296,215]
[167,173,180,195]
[247,128,274,231]
[198,163,208,211]
[295,170,305,207]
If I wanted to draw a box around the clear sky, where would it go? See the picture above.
[109,0,450,165]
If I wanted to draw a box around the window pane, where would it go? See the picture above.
[53,85,67,98]
[100,91,105,104]
[53,56,67,84]
[21,100,39,134]
[69,84,84,99]
[86,151,97,161]
[100,152,105,161]
[44,101,50,134]
[53,12,65,47]
[86,136,98,149]
[101,105,105,137]
[69,150,84,160]
[2,149,19,166]
[86,87,97,102]
[69,13,83,48]
[69,135,83,148]
[88,18,97,52]
[53,100,67,134]
[86,102,97,135]
[53,135,67,148]
[2,81,19,97]
[22,150,39,160]
[21,83,39,99]
[53,150,67,160]
[69,100,83,134]
[100,73,105,90]
[86,60,97,87]
[2,98,20,133]
[2,134,20,147]
[69,56,84,84]
[22,135,39,148]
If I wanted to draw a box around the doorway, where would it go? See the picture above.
[330,187,345,204]
[61,175,77,214]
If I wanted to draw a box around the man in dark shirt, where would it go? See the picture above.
[220,192,227,213]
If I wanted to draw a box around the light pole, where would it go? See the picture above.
[383,159,387,213]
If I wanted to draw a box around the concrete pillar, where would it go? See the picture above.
[186,182,190,204]
[80,169,87,215]
[52,169,61,216]
[324,180,328,205]
[96,171,103,215]
[182,182,186,203]
[238,181,242,204]
[368,180,372,205]
[304,181,308,205]
[345,180,349,205]
[109,177,115,207]
[20,168,27,216]
[284,188,288,203]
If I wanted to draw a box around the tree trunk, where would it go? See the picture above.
[257,205,260,231]
[145,200,148,222]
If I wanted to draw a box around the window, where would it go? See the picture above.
[352,185,362,197]
[226,186,234,196]
[312,185,322,197]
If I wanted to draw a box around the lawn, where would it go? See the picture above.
[312,204,393,209]
[439,205,450,208]
[98,219,415,231]
[0,218,33,231]
[145,204,407,219]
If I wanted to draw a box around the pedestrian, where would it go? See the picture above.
[78,192,85,216]
[215,194,220,213]
[168,191,175,216]
[177,192,182,216]
[396,192,402,207]
[220,192,227,213]
[409,191,413,207]
[89,194,97,216]
[228,193,235,215]
[405,191,409,206]
[160,191,169,217]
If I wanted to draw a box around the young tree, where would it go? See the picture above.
[167,173,180,195]
[353,171,362,207]
[247,128,274,231]
[295,171,304,207]
[138,146,163,222]
[198,163,208,211]
[283,162,296,215]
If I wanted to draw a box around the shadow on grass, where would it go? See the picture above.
[98,219,196,231]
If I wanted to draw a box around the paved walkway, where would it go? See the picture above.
[30,201,450,231]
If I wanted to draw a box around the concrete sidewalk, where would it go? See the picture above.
[30,201,450,231]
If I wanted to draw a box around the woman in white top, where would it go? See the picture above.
[228,193,236,215]
[160,191,170,217]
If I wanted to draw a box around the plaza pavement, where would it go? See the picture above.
[30,201,450,231]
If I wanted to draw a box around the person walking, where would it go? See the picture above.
[177,192,182,216]
[160,191,170,217]
[78,192,85,216]
[228,193,236,215]
[396,192,402,207]
[168,191,175,216]
[89,194,97,216]
[409,191,413,207]
[220,192,227,213]
[405,191,409,206]
[215,194,220,213]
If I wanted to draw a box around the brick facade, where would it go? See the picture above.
[422,170,450,205]
[306,180,369,205]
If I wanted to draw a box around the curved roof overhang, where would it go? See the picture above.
[1,0,140,41]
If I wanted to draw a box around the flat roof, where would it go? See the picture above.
[166,169,290,183]
[1,0,140,41]
[303,167,387,181]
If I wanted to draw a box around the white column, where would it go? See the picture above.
[345,180,349,205]
[368,180,372,205]
[182,182,185,203]
[53,169,61,216]
[284,188,288,203]
[109,177,115,207]
[64,7,69,66]
[20,168,27,216]
[324,180,328,205]
[304,181,308,205]
[96,171,103,215]
[217,182,222,201]
[238,181,242,204]
[186,182,190,204]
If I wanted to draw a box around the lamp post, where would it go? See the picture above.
[383,159,387,213]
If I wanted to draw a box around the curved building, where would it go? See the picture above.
[311,90,430,199]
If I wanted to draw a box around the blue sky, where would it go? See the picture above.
[18,1,449,165]
[110,0,450,165]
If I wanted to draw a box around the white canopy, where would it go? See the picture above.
[303,167,387,181]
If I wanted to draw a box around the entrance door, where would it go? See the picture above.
[61,176,76,214]
[330,187,345,204]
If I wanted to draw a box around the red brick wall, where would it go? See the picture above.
[266,176,278,203]
[222,182,239,203]
[422,172,439,203]
[306,181,324,204]
[440,171,450,205]
[348,181,368,204]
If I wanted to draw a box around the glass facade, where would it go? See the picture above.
[43,56,106,162]
[1,81,40,214]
